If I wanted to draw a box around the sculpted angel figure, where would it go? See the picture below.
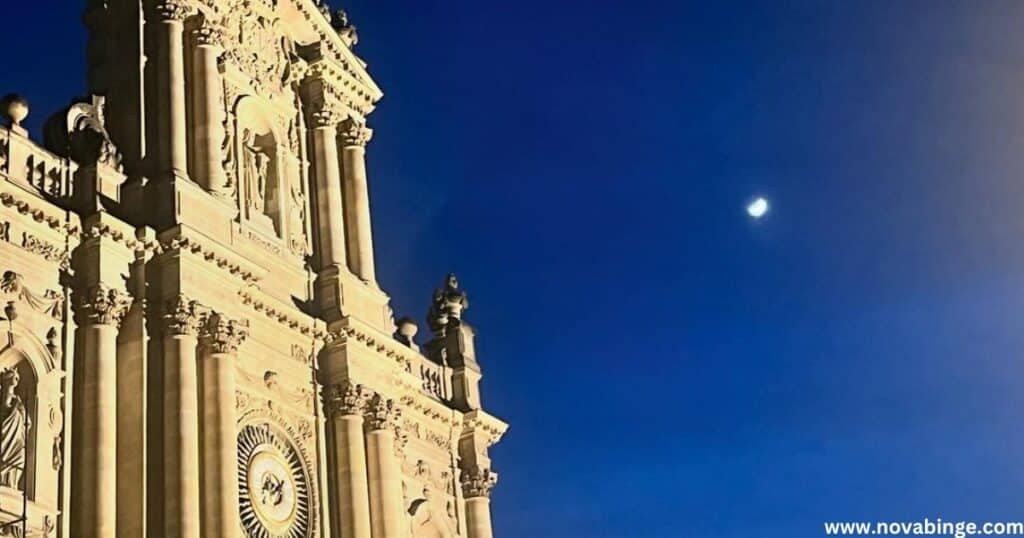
[0,368,29,490]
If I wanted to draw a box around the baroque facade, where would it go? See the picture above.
[0,0,506,536]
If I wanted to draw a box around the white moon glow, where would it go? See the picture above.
[747,197,769,219]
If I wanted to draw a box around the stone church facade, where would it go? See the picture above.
[0,0,506,536]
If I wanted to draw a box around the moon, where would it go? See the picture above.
[747,197,769,219]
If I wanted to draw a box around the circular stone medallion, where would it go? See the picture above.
[238,423,311,538]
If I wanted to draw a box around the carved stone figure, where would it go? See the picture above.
[331,9,358,47]
[427,273,469,337]
[242,128,270,214]
[0,368,29,490]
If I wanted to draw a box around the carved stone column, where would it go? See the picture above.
[71,286,130,538]
[339,119,376,283]
[190,21,228,195]
[199,312,247,538]
[364,394,405,538]
[309,109,348,270]
[325,382,373,538]
[152,0,192,182]
[461,467,498,538]
[162,295,204,538]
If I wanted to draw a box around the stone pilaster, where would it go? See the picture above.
[364,394,405,538]
[461,467,498,538]
[71,285,130,538]
[151,0,192,182]
[339,118,376,283]
[190,20,229,195]
[198,312,247,538]
[325,381,373,538]
[161,294,204,538]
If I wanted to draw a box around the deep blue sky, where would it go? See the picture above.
[7,1,1024,536]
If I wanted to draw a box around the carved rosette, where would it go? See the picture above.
[162,295,205,336]
[73,285,130,327]
[363,394,400,432]
[460,467,498,499]
[338,119,372,147]
[324,381,368,418]
[152,0,193,21]
[200,312,248,354]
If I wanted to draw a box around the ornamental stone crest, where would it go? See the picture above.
[224,6,291,98]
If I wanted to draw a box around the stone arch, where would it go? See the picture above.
[234,96,286,236]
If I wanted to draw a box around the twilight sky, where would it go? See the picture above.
[7,1,1024,536]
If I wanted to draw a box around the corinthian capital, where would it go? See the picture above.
[338,118,373,147]
[460,467,498,499]
[364,393,400,432]
[325,381,369,417]
[308,107,340,129]
[74,285,130,326]
[191,23,225,48]
[152,0,193,21]
[200,312,248,354]
[162,294,205,336]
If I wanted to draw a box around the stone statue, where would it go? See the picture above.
[0,368,28,490]
[427,274,469,337]
[331,9,358,47]
[242,129,269,214]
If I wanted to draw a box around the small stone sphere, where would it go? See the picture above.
[1,94,28,126]
[397,317,418,339]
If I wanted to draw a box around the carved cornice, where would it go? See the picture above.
[152,0,193,21]
[200,311,248,354]
[73,285,130,327]
[338,119,372,148]
[364,393,400,432]
[324,381,369,417]
[162,294,206,336]
[460,467,497,499]
[237,287,321,342]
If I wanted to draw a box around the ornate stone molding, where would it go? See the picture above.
[1,270,64,320]
[73,285,130,327]
[325,381,369,417]
[460,467,497,499]
[162,294,205,336]
[364,393,400,432]
[338,118,372,147]
[200,311,248,354]
[152,0,193,21]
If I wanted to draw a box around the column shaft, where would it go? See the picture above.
[333,415,372,538]
[163,332,201,538]
[341,145,375,282]
[366,430,403,538]
[311,121,348,269]
[191,30,227,193]
[153,2,190,181]
[465,498,494,538]
[72,323,119,537]
[200,352,238,537]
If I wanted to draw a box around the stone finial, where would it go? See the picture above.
[2,94,28,132]
[427,273,469,338]
[460,467,498,499]
[395,316,419,350]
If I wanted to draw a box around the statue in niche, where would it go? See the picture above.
[0,368,28,490]
[242,128,270,215]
